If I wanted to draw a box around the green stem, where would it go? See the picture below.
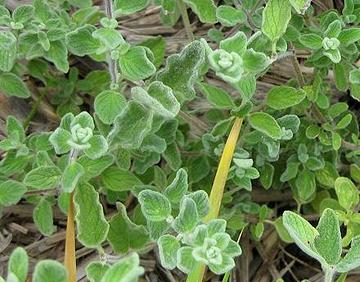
[23,89,47,131]
[324,268,335,282]
[178,0,194,42]
[289,42,305,87]
[104,0,118,86]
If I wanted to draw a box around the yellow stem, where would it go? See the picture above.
[205,117,243,222]
[187,117,244,282]
[64,192,77,282]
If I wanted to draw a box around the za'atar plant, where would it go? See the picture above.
[0,0,360,281]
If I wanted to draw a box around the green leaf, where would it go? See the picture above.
[350,164,360,183]
[325,20,342,38]
[333,63,348,91]
[183,0,216,23]
[0,31,17,72]
[77,154,114,180]
[208,254,236,275]
[262,0,292,47]
[108,203,149,254]
[172,197,199,233]
[62,161,84,193]
[288,0,312,14]
[49,128,72,155]
[114,0,150,15]
[147,220,169,240]
[220,31,247,55]
[177,246,197,273]
[33,260,67,282]
[24,166,61,189]
[138,190,172,222]
[8,247,28,282]
[33,0,52,23]
[68,0,92,8]
[159,0,181,27]
[274,217,293,243]
[298,34,323,49]
[248,112,282,140]
[6,116,25,143]
[66,25,100,56]
[44,40,69,73]
[158,234,180,269]
[0,152,29,176]
[86,262,109,282]
[332,132,341,151]
[101,253,144,282]
[198,83,235,109]
[350,69,360,84]
[338,28,360,46]
[84,135,108,159]
[164,168,188,204]
[336,113,352,129]
[101,166,142,192]
[157,40,206,101]
[336,235,360,273]
[260,163,274,190]
[141,134,166,154]
[71,111,95,129]
[283,211,323,263]
[0,180,27,207]
[314,208,342,265]
[118,46,156,82]
[266,86,306,110]
[33,198,56,236]
[109,101,153,149]
[0,73,31,98]
[334,177,359,210]
[163,142,182,171]
[92,28,124,50]
[94,90,126,125]
[216,5,246,27]
[315,162,338,188]
[74,182,109,248]
[295,169,316,202]
[186,190,209,218]
[242,49,269,73]
[132,81,180,118]
[12,5,33,23]
[323,48,341,64]
[234,74,256,100]
[139,36,166,68]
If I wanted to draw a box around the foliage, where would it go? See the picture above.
[0,0,360,281]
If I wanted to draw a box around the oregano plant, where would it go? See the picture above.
[0,0,360,281]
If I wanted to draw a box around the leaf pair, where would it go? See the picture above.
[5,247,67,282]
[49,112,108,159]
[283,209,360,277]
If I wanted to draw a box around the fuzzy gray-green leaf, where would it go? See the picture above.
[74,182,109,248]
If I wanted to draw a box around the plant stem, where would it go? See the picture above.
[23,88,47,131]
[324,268,335,282]
[205,117,243,221]
[178,0,194,42]
[64,149,78,282]
[104,0,118,85]
[289,43,305,87]
[187,117,244,282]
